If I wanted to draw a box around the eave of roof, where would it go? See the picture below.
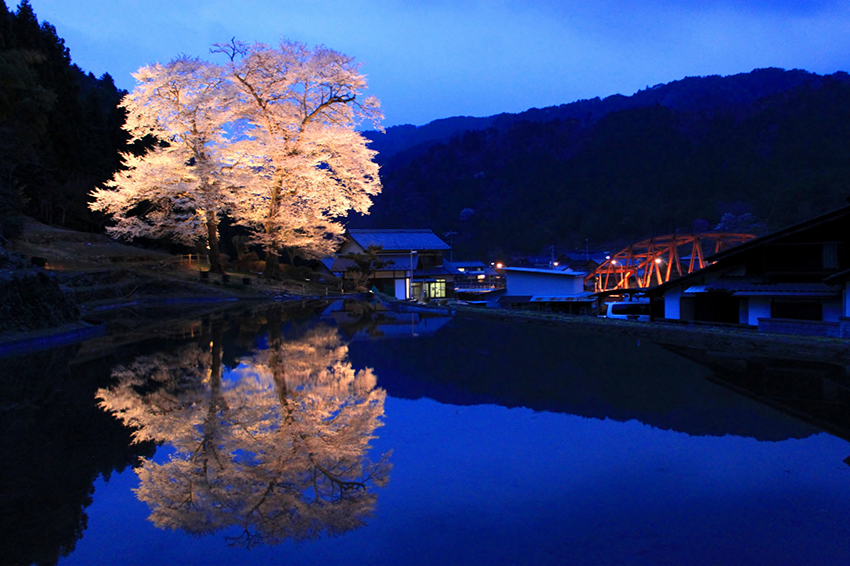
[502,267,588,276]
[530,293,595,302]
[684,280,840,297]
[497,295,534,303]
[824,267,850,284]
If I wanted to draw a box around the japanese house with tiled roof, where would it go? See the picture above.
[647,203,850,336]
[331,229,456,300]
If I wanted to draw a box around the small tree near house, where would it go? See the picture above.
[339,246,393,291]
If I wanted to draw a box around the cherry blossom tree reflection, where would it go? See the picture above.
[97,322,390,547]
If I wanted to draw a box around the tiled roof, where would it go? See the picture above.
[685,279,840,296]
[441,260,463,275]
[330,257,357,272]
[420,266,457,278]
[497,295,534,303]
[347,229,450,251]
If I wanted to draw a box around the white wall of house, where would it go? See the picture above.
[395,279,408,300]
[505,269,585,296]
[747,297,771,326]
[845,283,850,317]
[664,288,682,319]
[337,240,364,255]
[824,299,842,322]
[738,298,749,325]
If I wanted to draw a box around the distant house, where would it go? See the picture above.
[557,252,602,274]
[648,204,850,336]
[452,260,505,295]
[331,229,455,300]
[452,260,488,277]
[498,266,594,314]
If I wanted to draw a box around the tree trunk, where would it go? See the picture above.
[200,323,225,464]
[267,309,290,406]
[264,249,281,279]
[206,211,225,274]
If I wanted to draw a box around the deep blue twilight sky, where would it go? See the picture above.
[27,0,850,127]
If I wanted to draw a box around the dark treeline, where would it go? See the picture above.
[357,69,850,259]
[2,2,849,261]
[0,0,127,238]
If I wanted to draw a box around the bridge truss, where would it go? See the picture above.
[587,233,755,292]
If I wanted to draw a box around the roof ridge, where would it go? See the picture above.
[348,228,435,233]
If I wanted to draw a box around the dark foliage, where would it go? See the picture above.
[358,69,850,259]
[338,245,394,289]
[0,0,128,237]
[0,343,155,566]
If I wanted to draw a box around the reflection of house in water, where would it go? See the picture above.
[665,345,850,443]
[321,300,452,340]
[347,316,832,442]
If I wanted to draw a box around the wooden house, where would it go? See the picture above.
[331,229,456,300]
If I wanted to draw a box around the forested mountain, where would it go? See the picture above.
[364,68,824,161]
[1,0,848,264]
[356,69,850,259]
[0,0,127,238]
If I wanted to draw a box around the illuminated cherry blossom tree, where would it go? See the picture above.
[92,39,382,276]
[214,39,383,272]
[90,57,241,273]
[96,321,390,546]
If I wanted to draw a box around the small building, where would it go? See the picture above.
[332,229,455,301]
[452,260,505,297]
[452,260,488,275]
[648,203,850,336]
[497,266,594,314]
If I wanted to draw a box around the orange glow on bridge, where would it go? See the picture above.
[588,233,755,292]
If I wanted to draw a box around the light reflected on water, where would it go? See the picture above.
[96,317,390,547]
[2,300,850,565]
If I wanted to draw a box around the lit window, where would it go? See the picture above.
[427,279,446,298]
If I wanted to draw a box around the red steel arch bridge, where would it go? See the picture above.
[587,232,755,292]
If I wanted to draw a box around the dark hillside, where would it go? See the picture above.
[0,0,128,237]
[364,68,825,162]
[356,71,850,259]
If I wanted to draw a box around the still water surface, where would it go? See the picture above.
[3,301,850,565]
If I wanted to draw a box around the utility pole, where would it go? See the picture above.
[409,250,418,300]
[443,231,457,262]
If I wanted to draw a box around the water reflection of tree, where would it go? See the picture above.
[97,321,390,547]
